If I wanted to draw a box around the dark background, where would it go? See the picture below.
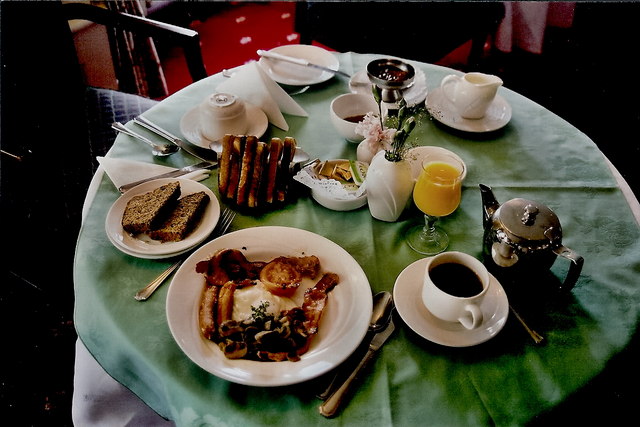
[1,1,638,425]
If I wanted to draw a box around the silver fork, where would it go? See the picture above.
[134,208,236,301]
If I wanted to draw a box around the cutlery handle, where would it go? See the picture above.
[319,347,375,417]
[134,260,182,301]
[134,116,180,144]
[112,122,156,147]
[257,49,308,66]
[112,122,173,156]
[509,305,544,344]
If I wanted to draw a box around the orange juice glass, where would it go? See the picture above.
[407,154,465,255]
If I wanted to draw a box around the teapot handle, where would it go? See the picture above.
[553,245,584,292]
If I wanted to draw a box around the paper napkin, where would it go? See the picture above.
[97,156,210,190]
[215,61,308,131]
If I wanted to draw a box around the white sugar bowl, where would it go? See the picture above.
[199,93,248,141]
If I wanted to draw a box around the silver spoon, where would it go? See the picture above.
[111,122,179,156]
[317,291,393,400]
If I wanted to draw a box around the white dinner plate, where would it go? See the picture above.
[349,67,428,107]
[179,101,268,149]
[258,44,340,86]
[166,226,373,386]
[405,146,468,182]
[426,87,512,133]
[105,178,220,259]
[393,257,508,347]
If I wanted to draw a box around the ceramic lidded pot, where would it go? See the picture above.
[199,93,248,141]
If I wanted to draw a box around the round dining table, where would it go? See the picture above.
[73,52,640,426]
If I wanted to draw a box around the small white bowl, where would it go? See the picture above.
[329,93,379,143]
[309,159,368,211]
[312,189,367,211]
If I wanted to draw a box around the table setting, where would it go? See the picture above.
[73,46,640,426]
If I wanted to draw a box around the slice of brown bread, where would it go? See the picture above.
[122,181,181,235]
[148,191,210,242]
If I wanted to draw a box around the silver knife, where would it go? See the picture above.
[118,161,215,193]
[319,310,396,418]
[133,116,218,163]
[257,49,351,79]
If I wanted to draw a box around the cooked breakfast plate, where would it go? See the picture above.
[166,226,373,386]
[105,178,220,259]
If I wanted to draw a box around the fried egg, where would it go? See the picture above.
[232,282,297,321]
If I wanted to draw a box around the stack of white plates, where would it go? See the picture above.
[105,178,221,259]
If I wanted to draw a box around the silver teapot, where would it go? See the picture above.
[480,184,584,292]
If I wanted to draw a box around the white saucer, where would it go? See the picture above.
[258,44,340,86]
[179,102,268,149]
[426,88,512,133]
[349,67,428,107]
[405,146,467,182]
[393,257,509,347]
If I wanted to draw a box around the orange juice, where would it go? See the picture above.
[413,161,462,216]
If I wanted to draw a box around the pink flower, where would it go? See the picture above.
[355,112,395,151]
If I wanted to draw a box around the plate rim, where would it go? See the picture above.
[258,44,340,86]
[393,257,509,347]
[426,87,512,133]
[165,226,373,386]
[105,178,220,258]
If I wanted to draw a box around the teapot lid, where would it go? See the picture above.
[494,198,562,246]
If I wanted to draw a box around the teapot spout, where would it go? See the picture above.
[479,184,500,227]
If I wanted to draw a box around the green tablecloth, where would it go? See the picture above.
[74,52,640,426]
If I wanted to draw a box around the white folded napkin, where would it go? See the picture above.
[215,61,308,131]
[97,156,210,190]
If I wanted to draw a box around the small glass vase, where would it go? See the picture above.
[366,151,414,222]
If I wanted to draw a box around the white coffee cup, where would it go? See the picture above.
[440,72,503,119]
[199,92,248,141]
[422,251,490,330]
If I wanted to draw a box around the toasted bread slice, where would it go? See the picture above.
[277,136,296,202]
[225,136,245,200]
[265,138,283,204]
[248,141,268,208]
[218,134,234,196]
[148,191,210,242]
[121,181,180,235]
[236,135,257,207]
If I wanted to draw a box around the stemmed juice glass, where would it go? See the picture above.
[406,153,465,255]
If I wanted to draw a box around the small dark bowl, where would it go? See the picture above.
[367,58,415,90]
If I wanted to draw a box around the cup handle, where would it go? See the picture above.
[553,245,584,292]
[441,75,461,104]
[459,304,483,330]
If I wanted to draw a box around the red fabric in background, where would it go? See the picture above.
[162,2,301,95]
